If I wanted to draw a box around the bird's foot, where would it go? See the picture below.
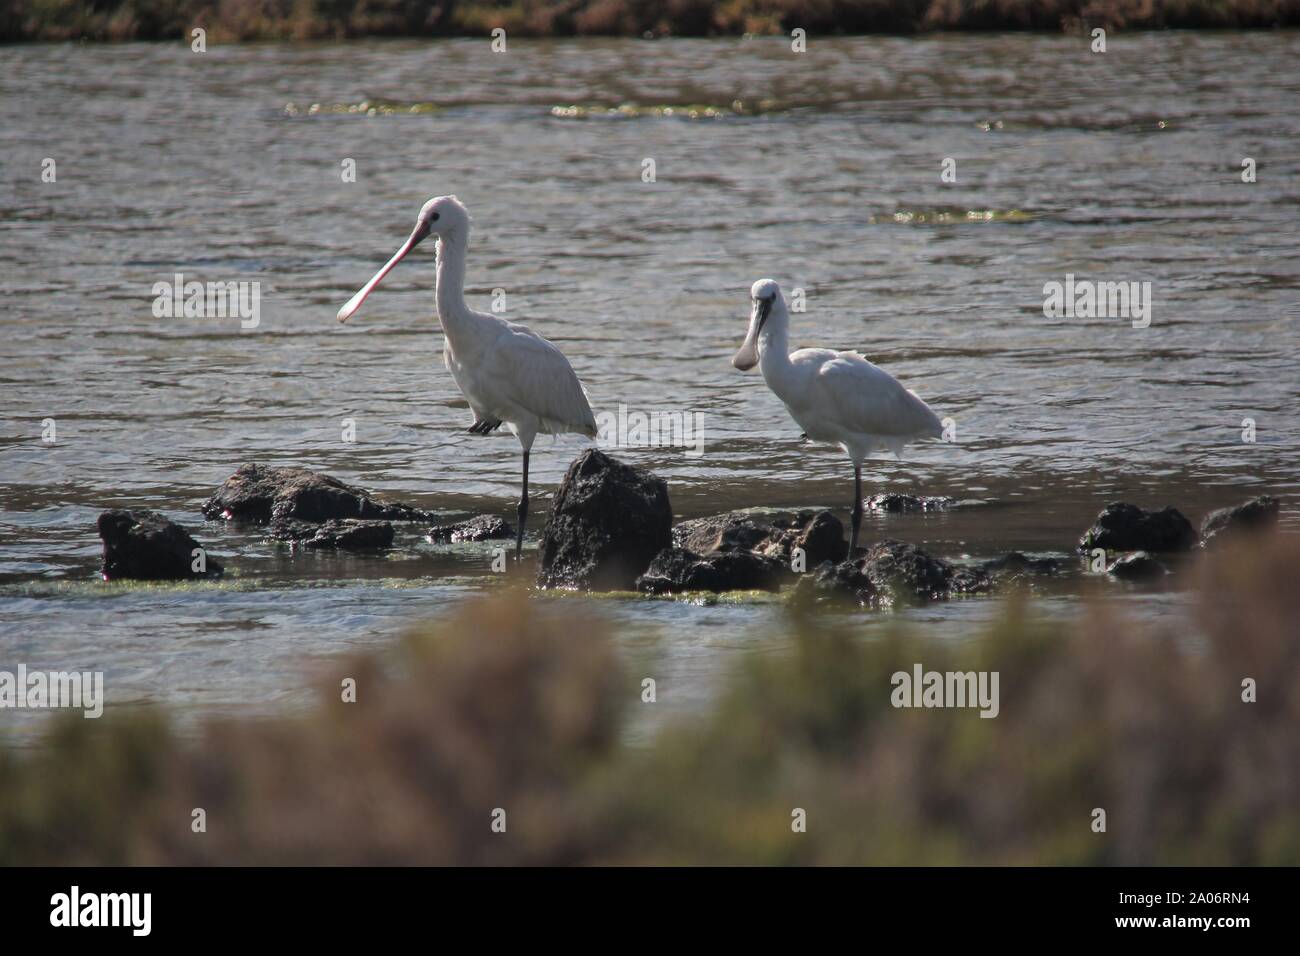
[467,419,503,435]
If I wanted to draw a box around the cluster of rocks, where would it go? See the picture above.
[94,452,1283,598]
[96,463,511,580]
[201,463,437,525]
[635,510,846,595]
[531,451,1054,603]
[1078,496,1280,579]
[792,543,1063,608]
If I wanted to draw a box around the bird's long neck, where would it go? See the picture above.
[758,308,793,379]
[434,228,475,343]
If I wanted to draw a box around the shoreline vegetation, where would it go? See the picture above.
[3,536,1296,865]
[2,1,1299,44]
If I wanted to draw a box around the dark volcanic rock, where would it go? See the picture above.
[202,463,435,524]
[1079,502,1197,553]
[303,520,394,550]
[772,511,848,566]
[794,559,881,607]
[865,493,957,513]
[98,509,223,581]
[671,510,847,566]
[636,547,785,594]
[673,512,771,554]
[979,552,1061,579]
[427,515,514,543]
[1107,551,1168,580]
[1200,495,1280,548]
[798,539,991,606]
[537,450,672,591]
[861,539,954,597]
[861,539,992,600]
[269,518,394,551]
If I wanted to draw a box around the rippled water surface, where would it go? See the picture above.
[1,34,1297,740]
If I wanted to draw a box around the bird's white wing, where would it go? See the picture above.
[494,322,598,436]
[810,350,943,440]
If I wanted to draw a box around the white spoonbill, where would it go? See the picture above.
[731,278,943,556]
[337,196,597,559]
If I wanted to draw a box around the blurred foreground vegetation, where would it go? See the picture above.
[2,536,1297,865]
[2,0,1298,43]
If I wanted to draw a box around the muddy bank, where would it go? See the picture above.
[6,0,1297,43]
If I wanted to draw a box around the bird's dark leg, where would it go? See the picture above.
[516,449,530,561]
[850,462,864,558]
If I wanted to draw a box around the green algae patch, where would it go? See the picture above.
[549,100,780,120]
[872,208,1035,225]
[283,100,443,117]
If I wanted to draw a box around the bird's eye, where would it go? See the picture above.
[429,213,440,222]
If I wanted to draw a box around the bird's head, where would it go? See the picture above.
[418,195,470,238]
[336,195,470,323]
[732,278,784,371]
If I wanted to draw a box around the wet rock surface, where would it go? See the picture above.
[636,547,786,594]
[1079,502,1198,553]
[796,539,992,605]
[865,493,957,513]
[98,509,223,581]
[426,514,514,543]
[863,538,992,599]
[1200,495,1280,547]
[1107,551,1168,580]
[794,559,881,607]
[202,463,436,524]
[537,450,673,591]
[979,552,1061,579]
[270,518,395,551]
[672,510,847,567]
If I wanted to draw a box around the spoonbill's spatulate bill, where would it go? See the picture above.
[732,278,943,556]
[338,195,597,559]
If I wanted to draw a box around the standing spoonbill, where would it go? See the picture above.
[731,278,943,557]
[337,196,597,559]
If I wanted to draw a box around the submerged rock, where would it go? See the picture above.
[426,515,514,544]
[1079,502,1197,554]
[861,539,992,601]
[202,463,436,524]
[794,559,881,607]
[636,547,785,594]
[671,510,847,567]
[271,518,395,551]
[98,509,223,581]
[537,450,672,591]
[865,493,956,513]
[1200,495,1280,547]
[979,552,1061,579]
[1107,551,1168,581]
[798,539,991,606]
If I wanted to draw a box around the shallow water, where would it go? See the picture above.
[1,33,1297,741]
